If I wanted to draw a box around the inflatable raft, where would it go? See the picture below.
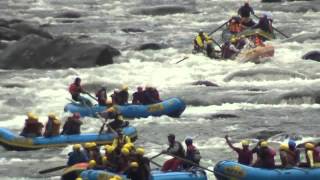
[238,45,274,63]
[0,126,137,151]
[214,160,320,180]
[222,29,275,43]
[80,169,207,180]
[64,97,186,118]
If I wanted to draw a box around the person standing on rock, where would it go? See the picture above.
[68,77,92,106]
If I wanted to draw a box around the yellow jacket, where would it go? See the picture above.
[195,33,211,48]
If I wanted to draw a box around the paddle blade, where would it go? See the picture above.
[38,165,67,174]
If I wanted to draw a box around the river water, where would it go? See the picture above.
[1,0,320,179]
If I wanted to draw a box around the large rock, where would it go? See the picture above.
[132,5,191,16]
[9,23,53,39]
[0,26,21,41]
[55,11,82,19]
[302,51,320,61]
[0,35,120,69]
[136,43,168,50]
[192,80,219,87]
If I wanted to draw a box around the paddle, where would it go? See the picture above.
[175,57,189,64]
[149,152,163,160]
[150,160,162,168]
[38,165,67,174]
[208,21,229,36]
[163,152,215,173]
[84,91,98,102]
[253,14,289,38]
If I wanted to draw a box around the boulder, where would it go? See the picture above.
[136,43,168,50]
[0,35,120,69]
[302,50,320,62]
[0,26,21,41]
[121,28,145,33]
[192,80,219,87]
[55,11,82,18]
[9,22,53,39]
[132,5,191,16]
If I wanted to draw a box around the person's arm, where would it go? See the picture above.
[230,45,240,53]
[225,135,237,151]
[307,150,314,167]
[250,7,254,15]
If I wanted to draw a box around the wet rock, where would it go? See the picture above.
[302,51,320,62]
[192,80,219,87]
[9,23,53,39]
[121,28,145,33]
[261,0,282,2]
[55,11,82,19]
[136,43,168,50]
[0,18,9,27]
[249,130,284,140]
[0,35,120,69]
[132,5,191,16]
[0,27,21,41]
[209,114,239,119]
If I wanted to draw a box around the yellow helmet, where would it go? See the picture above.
[130,162,139,168]
[73,144,81,151]
[111,175,122,180]
[207,40,213,44]
[102,156,108,164]
[122,85,128,91]
[260,141,268,147]
[27,112,38,121]
[136,148,145,156]
[305,143,315,149]
[88,160,96,168]
[279,144,289,151]
[48,112,56,119]
[241,140,250,146]
[84,142,91,149]
[104,145,114,154]
[90,142,97,148]
[123,143,134,150]
[53,118,61,124]
[75,178,82,180]
[121,148,130,156]
[230,38,237,43]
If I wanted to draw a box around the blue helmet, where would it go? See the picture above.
[185,137,193,145]
[288,140,296,148]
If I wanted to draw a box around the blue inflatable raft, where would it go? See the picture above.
[64,97,186,118]
[214,160,320,180]
[80,169,207,180]
[0,126,137,151]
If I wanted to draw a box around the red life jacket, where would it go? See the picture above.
[69,83,82,95]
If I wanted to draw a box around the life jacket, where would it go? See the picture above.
[229,22,241,33]
[195,33,210,48]
[22,119,44,137]
[168,141,185,158]
[44,119,60,137]
[255,36,264,47]
[69,83,82,95]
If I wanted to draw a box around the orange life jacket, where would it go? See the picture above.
[229,22,241,33]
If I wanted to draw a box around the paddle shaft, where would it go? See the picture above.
[175,57,189,64]
[253,14,289,38]
[38,165,67,174]
[149,152,163,160]
[165,153,215,173]
[150,160,162,168]
[209,21,229,36]
[84,92,98,102]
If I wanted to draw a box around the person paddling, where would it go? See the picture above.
[225,135,253,166]
[161,134,185,171]
[68,77,92,106]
